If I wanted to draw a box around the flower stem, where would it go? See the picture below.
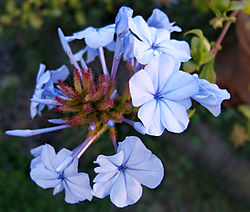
[71,125,108,159]
[210,10,239,54]
[98,47,109,76]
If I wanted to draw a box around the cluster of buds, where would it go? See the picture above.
[5,6,230,208]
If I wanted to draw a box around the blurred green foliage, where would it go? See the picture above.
[183,29,216,83]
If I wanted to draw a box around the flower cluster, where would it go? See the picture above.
[5,6,230,208]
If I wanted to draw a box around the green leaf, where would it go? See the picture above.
[183,60,199,73]
[215,0,230,11]
[199,51,214,65]
[228,1,246,11]
[238,105,250,119]
[184,29,204,39]
[190,37,201,62]
[199,60,216,83]
[209,0,222,16]
[242,0,250,14]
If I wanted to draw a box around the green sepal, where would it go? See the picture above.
[199,60,216,83]
[183,60,200,73]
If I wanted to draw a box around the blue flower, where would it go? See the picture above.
[129,55,199,135]
[115,6,133,36]
[30,144,93,204]
[30,145,44,169]
[92,136,164,208]
[192,74,230,116]
[30,64,69,119]
[147,8,182,32]
[114,6,134,61]
[67,24,115,49]
[128,15,191,64]
[74,41,115,64]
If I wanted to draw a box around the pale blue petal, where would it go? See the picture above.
[64,158,78,177]
[170,25,182,32]
[110,172,142,208]
[126,154,164,188]
[54,148,72,169]
[92,171,119,199]
[129,69,155,107]
[137,99,155,132]
[192,75,230,116]
[36,64,46,85]
[30,88,43,119]
[150,27,170,44]
[30,145,43,157]
[53,182,64,195]
[50,65,69,83]
[58,28,71,55]
[84,24,115,49]
[129,16,152,43]
[160,99,190,133]
[160,39,191,62]
[94,151,124,173]
[85,47,98,63]
[147,8,171,29]
[117,136,151,166]
[30,157,43,169]
[36,70,50,89]
[161,70,199,101]
[105,40,116,51]
[115,6,133,35]
[122,32,134,61]
[41,144,57,171]
[147,9,181,32]
[179,98,192,110]
[138,99,165,136]
[30,168,60,189]
[72,27,92,40]
[133,39,154,64]
[65,173,93,202]
[144,54,179,93]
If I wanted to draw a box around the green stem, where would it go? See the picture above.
[210,10,239,54]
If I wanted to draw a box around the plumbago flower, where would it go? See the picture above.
[30,64,69,118]
[92,136,164,208]
[129,54,199,135]
[128,14,191,64]
[5,6,231,208]
[147,8,182,32]
[30,144,93,203]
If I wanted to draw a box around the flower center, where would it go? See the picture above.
[154,92,163,100]
[118,165,127,172]
[58,173,64,180]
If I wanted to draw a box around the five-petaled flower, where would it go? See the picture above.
[92,136,164,208]
[30,144,93,204]
[129,54,199,136]
[128,15,191,64]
